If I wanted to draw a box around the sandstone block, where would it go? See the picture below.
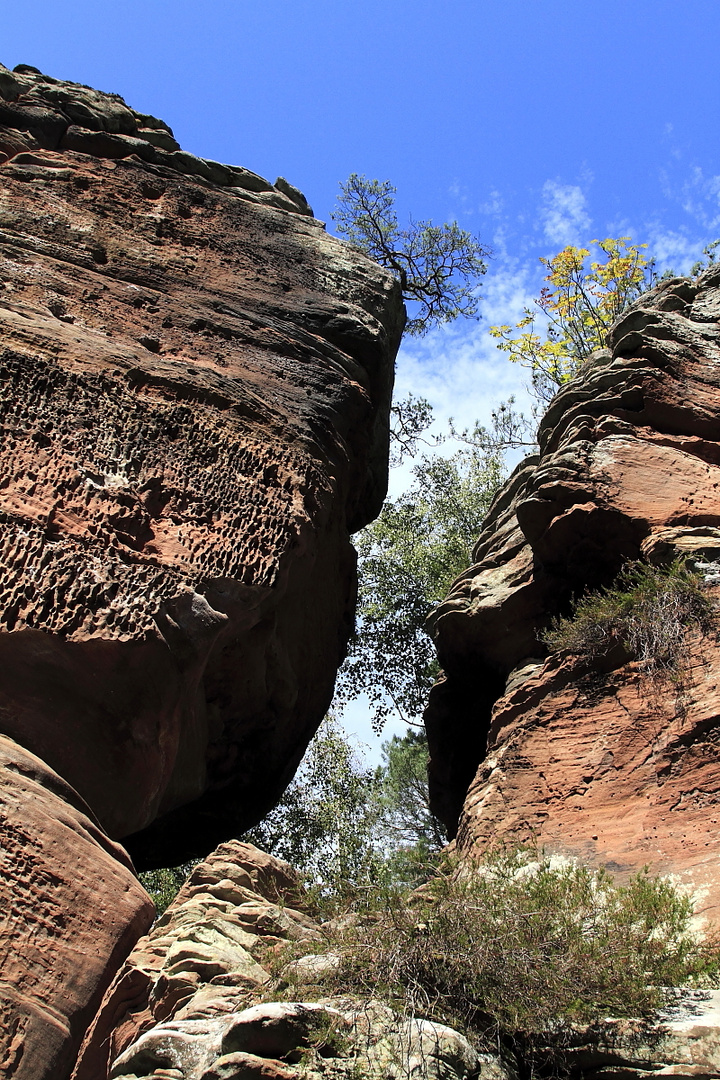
[0,66,403,869]
[425,271,720,920]
[0,64,403,1080]
[0,736,153,1080]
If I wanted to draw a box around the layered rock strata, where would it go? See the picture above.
[0,62,403,1079]
[73,841,512,1080]
[425,270,720,918]
[0,61,403,860]
[75,840,720,1080]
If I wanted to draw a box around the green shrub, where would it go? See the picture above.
[543,560,716,679]
[311,848,720,1059]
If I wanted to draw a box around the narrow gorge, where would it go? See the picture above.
[1,63,720,1080]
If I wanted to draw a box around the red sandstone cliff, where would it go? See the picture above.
[0,62,403,1079]
[425,270,720,921]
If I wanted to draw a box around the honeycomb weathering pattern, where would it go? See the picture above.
[0,88,404,858]
[0,62,403,1080]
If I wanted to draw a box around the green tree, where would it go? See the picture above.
[490,237,654,401]
[140,861,198,915]
[242,715,385,903]
[388,391,443,466]
[333,174,489,335]
[376,729,445,884]
[691,238,720,276]
[236,721,447,900]
[337,442,505,731]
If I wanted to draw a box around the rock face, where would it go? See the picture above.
[425,270,720,920]
[0,735,154,1080]
[73,841,508,1080]
[0,63,402,1079]
[0,61,403,861]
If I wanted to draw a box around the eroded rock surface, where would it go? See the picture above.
[0,735,154,1080]
[555,990,720,1080]
[425,271,720,919]
[74,842,499,1080]
[0,62,403,865]
[0,62,402,1079]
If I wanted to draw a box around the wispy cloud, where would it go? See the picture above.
[680,168,720,231]
[391,258,540,493]
[479,188,504,217]
[540,180,591,247]
[659,163,720,233]
[644,227,705,275]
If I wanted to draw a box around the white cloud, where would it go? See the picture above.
[540,180,591,247]
[478,188,504,217]
[644,228,705,276]
[682,168,720,231]
[659,163,720,234]
[338,261,542,751]
[389,259,540,496]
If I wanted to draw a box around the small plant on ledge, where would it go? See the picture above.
[283,846,720,1076]
[542,559,717,683]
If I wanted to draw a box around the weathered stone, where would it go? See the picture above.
[201,1051,299,1080]
[221,1002,348,1059]
[0,62,322,203]
[136,127,181,152]
[110,1018,228,1078]
[552,989,720,1079]
[274,176,313,216]
[425,271,720,920]
[192,842,302,901]
[84,839,720,1080]
[72,843,320,1078]
[0,66,403,869]
[280,952,342,987]
[0,736,153,1080]
[0,65,402,1080]
[364,1017,483,1080]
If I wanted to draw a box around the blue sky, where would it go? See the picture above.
[4,1,720,756]
[5,0,719,440]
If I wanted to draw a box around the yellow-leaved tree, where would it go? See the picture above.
[490,237,654,402]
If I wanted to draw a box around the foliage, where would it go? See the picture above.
[138,724,445,916]
[337,443,505,731]
[691,238,720,277]
[333,174,489,335]
[319,848,720,1064]
[140,861,198,915]
[543,559,716,680]
[449,395,539,454]
[388,392,442,466]
[490,237,654,401]
[243,715,386,906]
[375,730,446,886]
[246,722,445,903]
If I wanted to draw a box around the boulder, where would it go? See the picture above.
[0,63,403,1079]
[0,62,403,867]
